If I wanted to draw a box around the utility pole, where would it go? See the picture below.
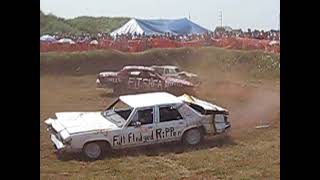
[218,11,223,27]
[278,12,280,31]
[189,11,191,20]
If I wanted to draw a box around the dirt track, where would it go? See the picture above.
[40,74,279,135]
[40,48,279,179]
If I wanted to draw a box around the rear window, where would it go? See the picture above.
[168,68,178,74]
[129,71,141,76]
[153,68,163,74]
[159,106,183,122]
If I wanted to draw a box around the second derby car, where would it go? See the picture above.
[151,65,201,85]
[44,92,231,160]
[96,66,195,95]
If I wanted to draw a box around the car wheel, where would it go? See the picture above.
[113,85,125,96]
[83,142,103,160]
[55,150,66,160]
[170,87,184,96]
[182,128,203,146]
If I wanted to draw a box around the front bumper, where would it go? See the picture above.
[51,134,64,150]
[50,134,73,153]
[96,81,112,90]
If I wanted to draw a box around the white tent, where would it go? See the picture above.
[269,40,280,46]
[40,35,57,42]
[57,38,75,44]
[111,19,146,36]
[89,40,99,45]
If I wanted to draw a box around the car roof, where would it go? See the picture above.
[119,92,183,108]
[151,65,179,69]
[123,66,155,72]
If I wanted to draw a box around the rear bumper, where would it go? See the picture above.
[224,123,231,133]
[225,122,231,130]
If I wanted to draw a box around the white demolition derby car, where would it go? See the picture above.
[45,92,231,160]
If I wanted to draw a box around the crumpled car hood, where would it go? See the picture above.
[179,94,228,112]
[165,77,194,86]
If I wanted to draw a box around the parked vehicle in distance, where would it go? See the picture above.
[44,92,230,160]
[96,66,195,95]
[151,65,201,85]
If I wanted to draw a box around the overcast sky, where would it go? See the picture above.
[40,0,280,31]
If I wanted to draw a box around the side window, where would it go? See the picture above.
[148,72,157,78]
[164,69,170,74]
[128,71,141,77]
[168,69,175,74]
[154,68,162,74]
[140,71,150,78]
[159,106,183,122]
[160,68,165,74]
[129,108,154,126]
[138,108,154,125]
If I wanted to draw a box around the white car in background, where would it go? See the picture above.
[45,92,230,160]
[151,65,201,85]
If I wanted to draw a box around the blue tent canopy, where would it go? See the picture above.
[111,18,211,36]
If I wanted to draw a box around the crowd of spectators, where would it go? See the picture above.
[41,28,280,44]
[213,28,280,40]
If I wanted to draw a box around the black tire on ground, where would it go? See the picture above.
[186,87,197,96]
[169,87,185,96]
[83,141,108,160]
[182,128,203,146]
[172,86,196,96]
[113,85,125,96]
[56,150,66,160]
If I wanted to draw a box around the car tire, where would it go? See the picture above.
[83,142,103,160]
[55,150,66,160]
[113,85,124,96]
[170,87,183,96]
[186,87,197,96]
[182,128,203,146]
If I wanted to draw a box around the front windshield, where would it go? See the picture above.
[101,99,133,127]
[171,67,180,73]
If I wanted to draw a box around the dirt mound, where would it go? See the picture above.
[40,47,280,80]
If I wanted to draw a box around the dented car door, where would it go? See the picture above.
[114,107,157,148]
[154,104,186,142]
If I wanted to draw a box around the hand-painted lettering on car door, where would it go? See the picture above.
[128,77,162,89]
